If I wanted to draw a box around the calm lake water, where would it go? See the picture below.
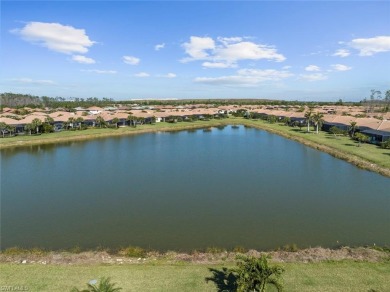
[1,126,390,251]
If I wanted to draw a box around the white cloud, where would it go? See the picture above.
[182,36,215,60]
[72,55,96,64]
[331,64,352,71]
[299,73,328,81]
[349,36,390,56]
[159,73,176,78]
[332,49,350,57]
[82,69,117,74]
[134,72,150,77]
[282,65,292,70]
[182,36,285,66]
[194,68,292,87]
[11,78,56,85]
[305,65,321,72]
[123,55,140,65]
[202,62,236,68]
[11,22,95,54]
[155,43,165,51]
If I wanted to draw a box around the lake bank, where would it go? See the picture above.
[1,117,389,178]
[1,247,389,292]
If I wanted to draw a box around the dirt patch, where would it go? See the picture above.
[1,247,388,266]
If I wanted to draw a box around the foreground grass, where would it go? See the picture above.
[1,261,389,291]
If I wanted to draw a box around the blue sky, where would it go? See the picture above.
[1,1,389,101]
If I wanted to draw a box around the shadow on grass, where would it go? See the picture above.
[205,267,237,292]
[344,143,357,147]
[383,153,390,156]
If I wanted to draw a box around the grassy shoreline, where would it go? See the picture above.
[1,117,389,177]
[1,246,389,291]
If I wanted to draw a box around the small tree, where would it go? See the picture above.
[281,117,290,126]
[111,117,119,128]
[349,121,358,137]
[232,255,284,292]
[329,126,344,138]
[267,115,277,124]
[354,132,369,146]
[95,116,105,128]
[71,277,122,292]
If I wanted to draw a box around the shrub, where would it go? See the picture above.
[232,254,284,292]
[205,246,226,254]
[119,246,146,258]
[71,277,122,292]
[232,246,248,253]
[282,243,298,252]
[380,140,390,149]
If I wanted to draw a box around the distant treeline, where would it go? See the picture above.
[1,91,388,109]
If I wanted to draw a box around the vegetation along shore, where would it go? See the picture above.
[1,246,389,291]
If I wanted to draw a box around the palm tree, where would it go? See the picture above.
[7,125,16,137]
[349,121,358,137]
[71,277,122,292]
[0,122,7,138]
[75,117,84,130]
[24,123,33,135]
[304,110,313,132]
[45,116,54,125]
[312,112,324,134]
[67,117,75,129]
[233,255,284,292]
[95,116,105,128]
[111,117,119,128]
[31,118,43,134]
[127,115,137,127]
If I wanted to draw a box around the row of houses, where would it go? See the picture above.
[248,108,390,143]
[1,106,389,143]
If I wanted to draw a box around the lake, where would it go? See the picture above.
[1,126,389,251]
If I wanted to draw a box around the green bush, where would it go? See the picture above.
[119,246,146,258]
[232,254,284,292]
[380,140,390,149]
[205,246,226,254]
[71,277,122,292]
[232,246,248,253]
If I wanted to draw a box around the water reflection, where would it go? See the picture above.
[1,126,389,251]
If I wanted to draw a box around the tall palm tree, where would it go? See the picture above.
[24,123,33,135]
[304,110,313,132]
[75,117,84,130]
[0,122,7,138]
[31,118,43,134]
[95,116,105,128]
[7,125,16,137]
[312,112,324,134]
[111,117,119,128]
[127,115,137,127]
[67,117,75,129]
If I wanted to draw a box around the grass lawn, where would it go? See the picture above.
[242,119,390,170]
[1,261,389,291]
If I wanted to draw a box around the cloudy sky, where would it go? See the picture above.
[1,1,389,101]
